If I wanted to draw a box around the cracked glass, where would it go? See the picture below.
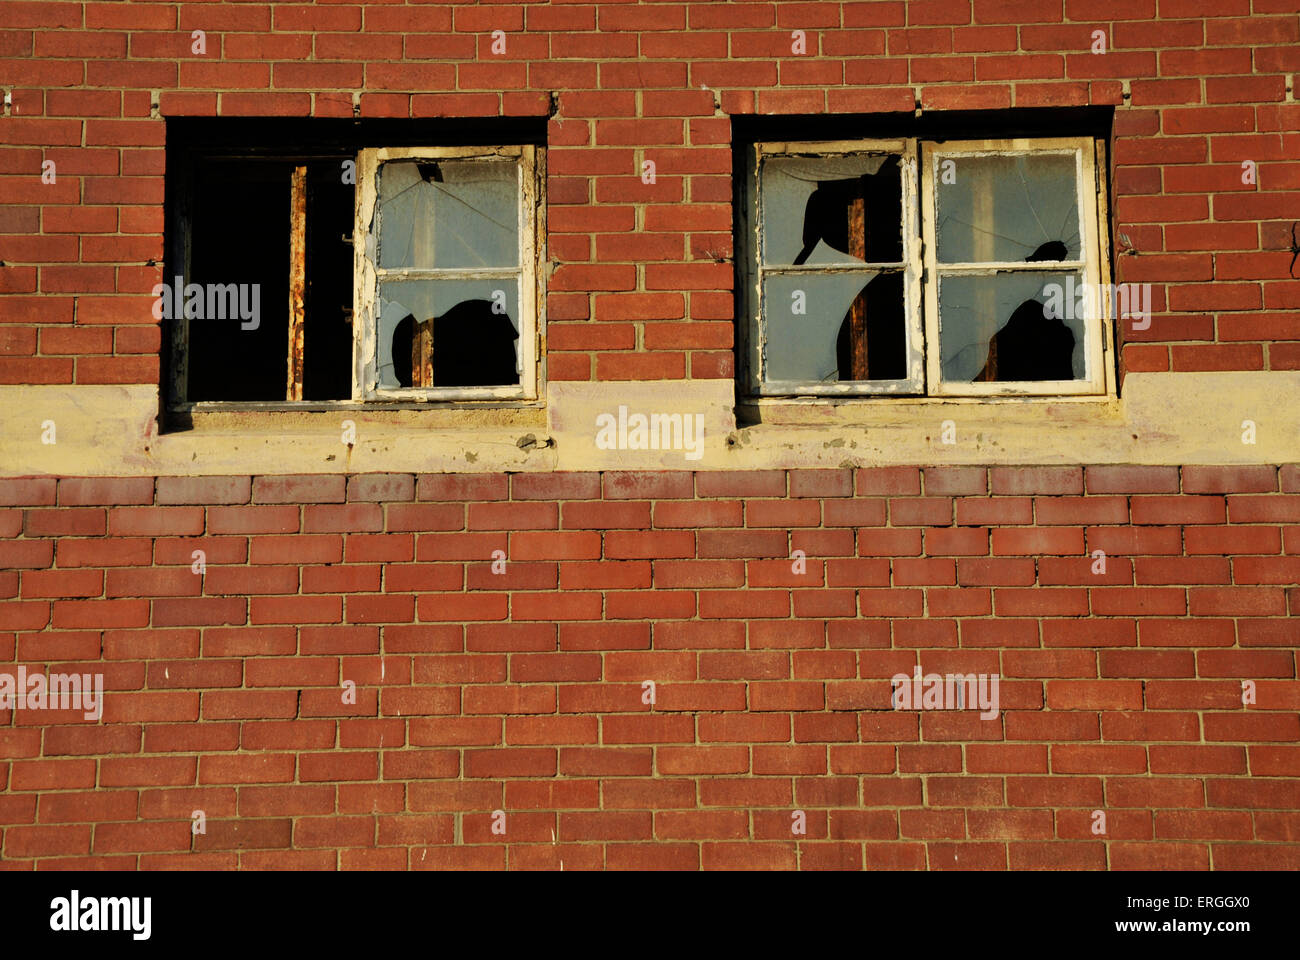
[935,153,1080,264]
[376,159,518,270]
[938,271,1086,383]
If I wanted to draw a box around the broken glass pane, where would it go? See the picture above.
[377,159,519,270]
[761,154,902,266]
[377,277,520,388]
[937,272,1085,383]
[763,271,906,382]
[936,153,1079,264]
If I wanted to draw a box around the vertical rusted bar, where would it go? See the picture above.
[847,187,869,380]
[413,317,433,387]
[287,165,307,401]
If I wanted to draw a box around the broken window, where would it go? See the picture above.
[740,136,1112,398]
[741,139,924,396]
[164,132,542,409]
[356,146,539,401]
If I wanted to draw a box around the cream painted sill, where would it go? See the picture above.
[177,402,545,434]
[724,372,1300,467]
[0,372,1297,477]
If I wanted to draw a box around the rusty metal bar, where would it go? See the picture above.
[412,317,433,387]
[287,165,307,401]
[847,188,869,380]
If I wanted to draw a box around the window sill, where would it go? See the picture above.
[737,391,1118,429]
[167,400,545,436]
[1,373,1293,478]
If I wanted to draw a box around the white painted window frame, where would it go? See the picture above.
[920,136,1114,398]
[741,138,925,397]
[743,135,1115,401]
[353,144,542,402]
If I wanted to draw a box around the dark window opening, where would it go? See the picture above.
[186,158,351,402]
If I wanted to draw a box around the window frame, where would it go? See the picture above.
[739,133,1116,402]
[353,144,544,403]
[920,136,1113,398]
[740,138,925,398]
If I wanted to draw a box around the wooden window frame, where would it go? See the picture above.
[920,136,1114,398]
[740,135,1116,401]
[354,144,544,403]
[740,138,925,397]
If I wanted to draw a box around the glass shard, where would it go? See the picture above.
[377,278,520,388]
[763,271,906,383]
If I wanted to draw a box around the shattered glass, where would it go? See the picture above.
[376,159,518,270]
[376,278,520,388]
[763,271,906,382]
[936,153,1080,264]
[938,272,1085,383]
[760,154,903,265]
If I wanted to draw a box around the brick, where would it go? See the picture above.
[923,467,988,496]
[991,528,1085,556]
[1182,465,1277,493]
[1131,496,1227,525]
[253,475,346,504]
[510,473,601,501]
[1085,466,1181,494]
[989,467,1083,495]
[57,477,153,505]
[156,476,250,505]
[696,471,786,498]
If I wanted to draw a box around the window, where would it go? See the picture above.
[739,135,1113,399]
[354,146,540,402]
[163,122,544,410]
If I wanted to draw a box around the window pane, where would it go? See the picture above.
[377,277,520,388]
[376,159,519,270]
[760,154,902,265]
[935,153,1080,264]
[937,272,1086,383]
[763,271,906,382]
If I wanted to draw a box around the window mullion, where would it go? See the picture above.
[920,141,942,396]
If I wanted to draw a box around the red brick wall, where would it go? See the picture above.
[1,1,1299,379]
[3,1,1300,870]
[1,465,1298,869]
